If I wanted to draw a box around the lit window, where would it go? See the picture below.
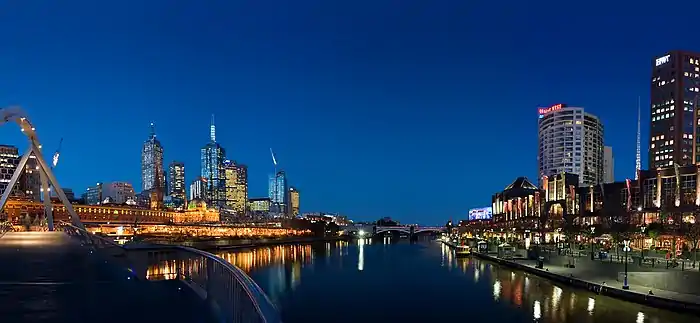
[685,72,690,76]
[670,140,674,144]
[651,143,656,148]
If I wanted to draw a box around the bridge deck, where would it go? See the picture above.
[0,232,213,323]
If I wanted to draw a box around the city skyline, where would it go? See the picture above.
[0,2,695,224]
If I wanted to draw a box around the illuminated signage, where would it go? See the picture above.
[656,54,670,67]
[538,103,565,115]
[468,207,493,221]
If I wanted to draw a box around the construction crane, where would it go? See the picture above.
[52,138,63,169]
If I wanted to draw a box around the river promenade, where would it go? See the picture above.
[443,241,700,315]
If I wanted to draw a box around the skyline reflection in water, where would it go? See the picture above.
[146,239,696,323]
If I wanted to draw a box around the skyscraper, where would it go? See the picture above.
[141,123,165,193]
[538,103,604,186]
[603,146,614,184]
[289,186,300,216]
[201,115,226,208]
[269,171,288,215]
[189,177,206,201]
[168,161,186,207]
[650,50,700,169]
[0,145,20,197]
[224,160,248,215]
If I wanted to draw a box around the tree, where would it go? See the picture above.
[646,222,663,254]
[608,221,631,256]
[683,221,700,266]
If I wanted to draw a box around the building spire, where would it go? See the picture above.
[635,96,641,180]
[210,114,216,142]
[150,122,156,139]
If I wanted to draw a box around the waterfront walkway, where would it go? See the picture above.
[513,255,700,305]
[0,232,212,323]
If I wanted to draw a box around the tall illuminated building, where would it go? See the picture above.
[141,123,165,195]
[268,171,288,215]
[289,186,300,216]
[224,160,248,215]
[538,103,604,186]
[201,115,226,207]
[650,51,700,168]
[189,177,206,201]
[0,145,20,196]
[168,161,186,207]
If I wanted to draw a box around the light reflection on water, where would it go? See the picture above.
[146,239,695,323]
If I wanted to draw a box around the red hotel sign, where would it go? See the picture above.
[538,103,565,115]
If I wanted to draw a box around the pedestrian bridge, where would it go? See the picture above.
[0,224,282,323]
[374,226,445,234]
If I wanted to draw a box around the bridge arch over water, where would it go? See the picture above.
[0,106,85,230]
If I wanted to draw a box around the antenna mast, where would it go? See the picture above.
[635,96,641,180]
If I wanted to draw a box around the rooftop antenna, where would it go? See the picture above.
[150,122,156,138]
[635,96,641,180]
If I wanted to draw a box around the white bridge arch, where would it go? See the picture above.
[0,106,85,230]
[374,226,445,234]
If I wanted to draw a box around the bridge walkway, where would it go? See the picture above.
[0,232,214,323]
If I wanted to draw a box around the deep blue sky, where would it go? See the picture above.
[0,1,696,224]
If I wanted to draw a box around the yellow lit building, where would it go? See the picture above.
[248,198,271,212]
[224,161,248,215]
[2,199,219,225]
[289,187,300,216]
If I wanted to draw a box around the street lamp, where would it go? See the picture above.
[623,239,631,290]
[590,226,596,260]
[640,226,647,261]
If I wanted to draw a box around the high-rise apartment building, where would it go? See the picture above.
[141,123,165,194]
[650,50,700,169]
[289,186,300,216]
[538,103,604,186]
[102,182,136,204]
[168,161,186,207]
[603,146,614,184]
[201,116,226,208]
[224,160,248,215]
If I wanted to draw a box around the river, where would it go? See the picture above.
[213,237,697,323]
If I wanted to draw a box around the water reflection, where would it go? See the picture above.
[145,240,697,323]
[442,249,695,323]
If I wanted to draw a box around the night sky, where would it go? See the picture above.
[0,1,696,224]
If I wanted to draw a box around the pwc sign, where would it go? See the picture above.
[538,103,566,116]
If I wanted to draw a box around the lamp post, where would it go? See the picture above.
[590,226,596,260]
[623,239,631,290]
[640,225,647,261]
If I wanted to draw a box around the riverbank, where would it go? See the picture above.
[146,235,352,251]
[444,241,700,315]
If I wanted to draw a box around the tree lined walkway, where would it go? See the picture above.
[0,231,213,323]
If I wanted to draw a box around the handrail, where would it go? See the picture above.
[58,222,282,323]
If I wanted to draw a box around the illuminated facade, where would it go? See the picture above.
[289,186,300,216]
[492,177,542,231]
[168,161,186,208]
[538,104,604,186]
[0,145,20,196]
[201,116,226,208]
[603,146,614,183]
[248,197,271,212]
[268,171,288,215]
[189,177,206,201]
[224,160,248,215]
[2,199,219,224]
[141,123,165,194]
[650,50,700,168]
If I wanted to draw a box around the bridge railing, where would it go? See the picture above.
[58,222,282,323]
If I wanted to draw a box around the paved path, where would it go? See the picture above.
[513,256,700,305]
[0,232,213,323]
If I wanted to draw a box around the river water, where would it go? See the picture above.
[214,237,697,323]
